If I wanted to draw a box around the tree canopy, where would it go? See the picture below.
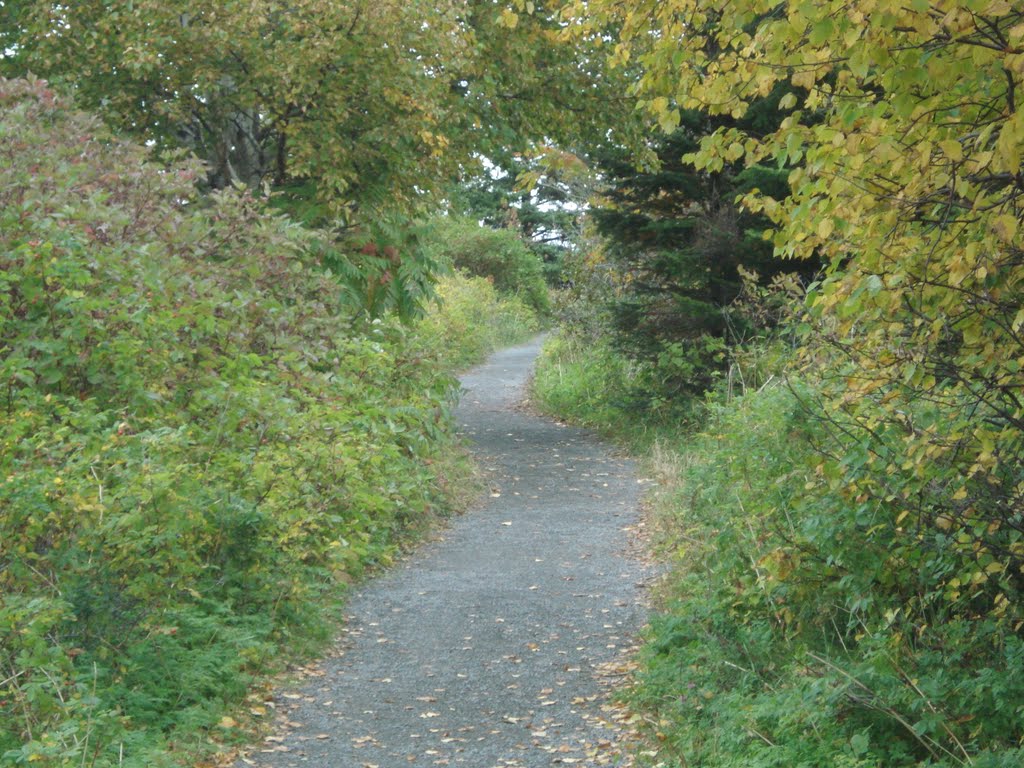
[3,0,638,223]
[564,0,1024,552]
[544,3,1024,763]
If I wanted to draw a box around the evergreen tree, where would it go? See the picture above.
[589,96,817,397]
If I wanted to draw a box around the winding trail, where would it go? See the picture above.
[237,337,650,768]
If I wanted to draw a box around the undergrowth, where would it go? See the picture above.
[531,332,697,448]
[535,299,1024,767]
[0,79,537,768]
[411,272,542,371]
[633,382,1024,767]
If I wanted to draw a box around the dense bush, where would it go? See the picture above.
[421,217,550,314]
[411,273,541,371]
[0,78,463,767]
[537,319,1024,766]
[630,377,1024,767]
[538,269,1024,766]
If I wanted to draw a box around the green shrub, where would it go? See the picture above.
[532,329,701,442]
[532,333,639,430]
[0,78,460,767]
[536,283,1024,766]
[410,274,541,370]
[628,379,1024,767]
[422,217,550,314]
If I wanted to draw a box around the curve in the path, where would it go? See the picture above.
[236,337,649,768]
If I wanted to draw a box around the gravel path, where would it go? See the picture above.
[236,337,650,768]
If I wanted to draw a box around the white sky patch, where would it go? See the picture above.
[478,155,509,180]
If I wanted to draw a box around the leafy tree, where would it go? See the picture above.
[450,149,595,284]
[566,0,1024,587]
[422,217,551,313]
[4,0,637,218]
[5,0,467,216]
[560,1,1024,763]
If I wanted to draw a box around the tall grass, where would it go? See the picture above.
[531,332,698,446]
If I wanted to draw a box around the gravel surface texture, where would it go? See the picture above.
[236,337,650,768]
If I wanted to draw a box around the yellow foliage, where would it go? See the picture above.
[561,0,1023,507]
[560,1,1024,653]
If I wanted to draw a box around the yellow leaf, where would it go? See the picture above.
[792,68,817,89]
[938,139,963,162]
[499,9,519,29]
[997,118,1022,169]
[658,107,680,133]
[992,214,1018,242]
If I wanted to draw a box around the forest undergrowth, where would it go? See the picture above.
[0,79,544,768]
[535,281,1024,767]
